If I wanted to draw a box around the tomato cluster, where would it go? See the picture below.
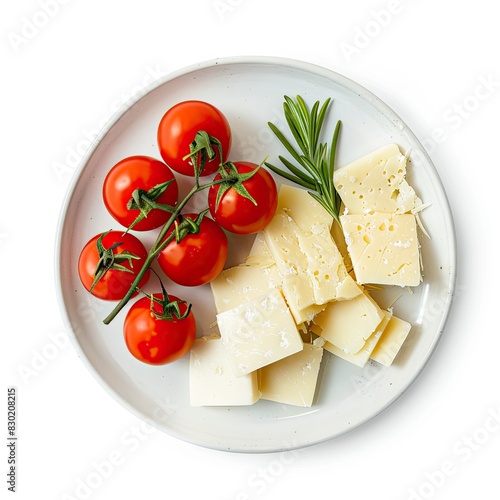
[77,100,278,366]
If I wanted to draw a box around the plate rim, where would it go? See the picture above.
[54,55,457,453]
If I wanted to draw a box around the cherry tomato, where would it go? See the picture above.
[157,100,232,176]
[157,214,228,286]
[102,156,178,231]
[124,294,196,365]
[78,231,150,301]
[208,162,278,234]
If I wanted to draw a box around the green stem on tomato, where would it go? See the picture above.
[102,175,238,325]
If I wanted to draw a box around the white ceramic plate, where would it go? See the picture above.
[55,56,456,453]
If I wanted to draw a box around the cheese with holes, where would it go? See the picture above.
[341,212,421,286]
[259,343,324,407]
[313,286,386,354]
[263,212,309,278]
[217,290,304,377]
[189,336,260,406]
[370,315,412,367]
[322,311,392,367]
[217,234,321,327]
[263,211,360,309]
[333,144,422,214]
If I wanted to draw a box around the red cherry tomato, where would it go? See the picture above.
[124,294,196,365]
[78,231,150,301]
[102,156,178,231]
[157,100,232,176]
[208,162,278,234]
[157,214,228,286]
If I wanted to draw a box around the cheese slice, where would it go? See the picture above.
[245,232,275,267]
[370,315,412,367]
[217,290,304,377]
[322,311,392,367]
[313,286,386,354]
[262,211,310,277]
[189,336,260,406]
[214,237,316,328]
[333,144,422,214]
[277,184,333,231]
[341,212,421,286]
[331,210,353,272]
[263,211,361,309]
[294,222,360,304]
[259,343,324,407]
[281,275,327,324]
[210,264,283,314]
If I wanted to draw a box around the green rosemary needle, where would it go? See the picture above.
[265,95,342,225]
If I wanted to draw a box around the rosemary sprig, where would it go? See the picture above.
[266,95,342,224]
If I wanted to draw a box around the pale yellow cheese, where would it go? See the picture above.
[294,222,360,305]
[322,311,392,367]
[217,234,316,327]
[217,290,304,377]
[210,264,283,314]
[277,184,333,231]
[189,336,260,406]
[262,212,318,316]
[331,210,353,272]
[259,343,324,407]
[333,144,422,214]
[245,232,275,267]
[313,286,386,354]
[263,211,361,311]
[281,275,327,324]
[341,212,421,287]
[262,211,310,277]
[370,315,412,367]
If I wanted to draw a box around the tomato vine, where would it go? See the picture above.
[102,136,260,325]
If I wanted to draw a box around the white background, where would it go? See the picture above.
[2,1,499,499]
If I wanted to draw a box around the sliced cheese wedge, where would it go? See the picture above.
[263,210,361,309]
[217,290,304,377]
[259,343,324,407]
[210,264,283,314]
[341,212,421,287]
[370,315,412,367]
[190,336,260,406]
[313,286,386,354]
[322,311,392,367]
[277,184,333,231]
[333,144,422,214]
